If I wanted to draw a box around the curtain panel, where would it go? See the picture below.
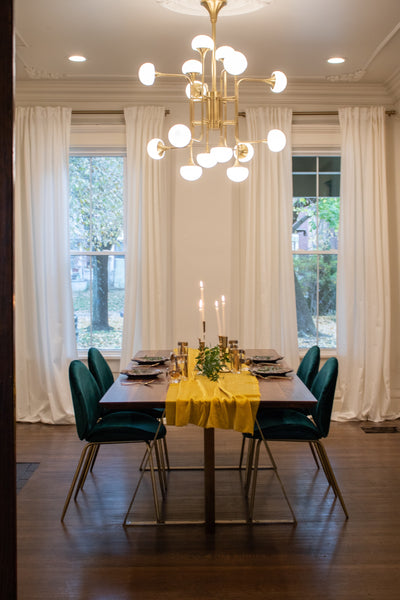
[236,106,299,370]
[334,106,398,421]
[121,106,170,369]
[15,106,77,424]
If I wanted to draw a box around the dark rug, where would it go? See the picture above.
[361,426,399,433]
[16,462,39,493]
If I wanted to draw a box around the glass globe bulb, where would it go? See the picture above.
[223,51,247,75]
[138,62,156,86]
[215,45,234,61]
[267,129,286,152]
[271,70,287,93]
[168,124,191,148]
[234,142,254,163]
[210,146,233,163]
[196,152,217,169]
[147,138,165,160]
[180,164,203,181]
[227,165,249,182]
[182,59,202,75]
[192,35,214,51]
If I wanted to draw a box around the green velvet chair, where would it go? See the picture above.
[88,346,114,396]
[61,360,167,523]
[88,347,170,470]
[244,357,348,521]
[239,346,321,470]
[297,345,320,390]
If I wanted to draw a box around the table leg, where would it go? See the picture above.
[204,427,215,531]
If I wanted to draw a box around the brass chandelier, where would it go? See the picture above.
[138,0,287,182]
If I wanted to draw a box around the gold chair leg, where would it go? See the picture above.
[162,437,170,470]
[244,438,256,495]
[248,439,262,521]
[315,441,349,519]
[308,441,320,469]
[154,439,166,498]
[89,444,100,472]
[75,444,98,497]
[147,443,162,522]
[239,435,247,469]
[313,441,336,492]
[61,443,94,521]
[124,440,164,525]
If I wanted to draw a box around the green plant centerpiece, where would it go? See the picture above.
[196,344,229,381]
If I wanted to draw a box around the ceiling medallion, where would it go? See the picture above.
[156,0,272,16]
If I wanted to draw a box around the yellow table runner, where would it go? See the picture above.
[165,348,260,434]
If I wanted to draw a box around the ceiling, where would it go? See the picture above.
[15,0,400,90]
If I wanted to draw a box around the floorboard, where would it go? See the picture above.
[17,420,400,600]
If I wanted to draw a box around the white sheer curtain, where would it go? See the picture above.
[121,106,170,368]
[334,106,397,422]
[236,107,298,369]
[15,106,77,424]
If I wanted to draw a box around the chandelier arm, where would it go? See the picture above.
[236,76,275,88]
[156,72,192,83]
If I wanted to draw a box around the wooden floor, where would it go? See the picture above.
[17,419,400,600]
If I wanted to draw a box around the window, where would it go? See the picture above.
[69,155,125,351]
[292,156,340,349]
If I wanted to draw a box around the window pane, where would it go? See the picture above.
[71,255,125,350]
[69,156,125,253]
[293,174,316,197]
[293,255,318,348]
[317,197,340,251]
[292,198,317,251]
[90,157,124,252]
[319,156,341,172]
[69,157,92,251]
[292,156,316,172]
[318,255,337,348]
[319,173,340,196]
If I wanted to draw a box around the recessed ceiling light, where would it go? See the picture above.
[327,57,345,64]
[68,55,86,62]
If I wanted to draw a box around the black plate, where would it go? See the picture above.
[121,367,162,379]
[251,364,292,377]
[133,356,168,365]
[251,355,284,363]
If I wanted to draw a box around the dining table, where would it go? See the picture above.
[100,348,317,531]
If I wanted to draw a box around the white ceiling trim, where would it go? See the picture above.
[15,78,396,112]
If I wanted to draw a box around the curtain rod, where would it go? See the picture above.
[71,109,396,117]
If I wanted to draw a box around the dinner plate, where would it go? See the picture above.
[251,354,284,363]
[121,367,162,379]
[251,364,292,377]
[133,355,168,365]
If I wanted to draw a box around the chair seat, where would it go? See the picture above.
[87,410,166,443]
[245,409,321,441]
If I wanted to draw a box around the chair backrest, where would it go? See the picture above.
[310,357,338,438]
[69,360,102,440]
[88,347,114,396]
[297,345,320,390]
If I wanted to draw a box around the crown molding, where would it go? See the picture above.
[15,77,396,112]
[386,68,400,104]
